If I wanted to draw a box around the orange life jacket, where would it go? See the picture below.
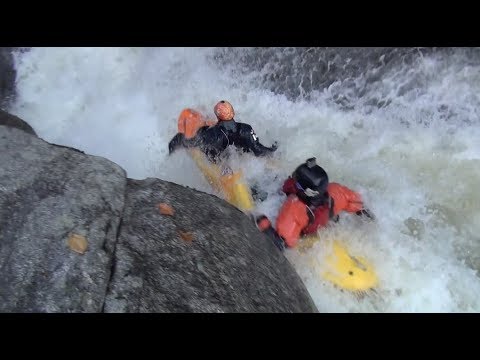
[177,108,216,139]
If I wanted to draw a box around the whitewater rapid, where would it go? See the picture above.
[9,47,480,312]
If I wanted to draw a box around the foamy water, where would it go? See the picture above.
[9,47,480,312]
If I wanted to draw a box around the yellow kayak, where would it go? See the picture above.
[188,148,254,213]
[299,237,378,292]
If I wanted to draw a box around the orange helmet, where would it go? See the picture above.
[214,100,235,121]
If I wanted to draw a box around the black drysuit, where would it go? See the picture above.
[168,119,277,161]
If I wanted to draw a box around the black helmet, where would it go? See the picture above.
[292,158,329,205]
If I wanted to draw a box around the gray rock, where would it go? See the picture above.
[0,115,317,313]
[0,109,37,136]
[0,125,126,312]
[104,178,317,313]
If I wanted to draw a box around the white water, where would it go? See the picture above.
[10,47,480,312]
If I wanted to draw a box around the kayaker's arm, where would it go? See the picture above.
[168,133,185,154]
[168,127,211,155]
[240,124,278,157]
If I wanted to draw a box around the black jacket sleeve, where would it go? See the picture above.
[168,133,186,154]
[168,126,224,158]
[239,124,277,157]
